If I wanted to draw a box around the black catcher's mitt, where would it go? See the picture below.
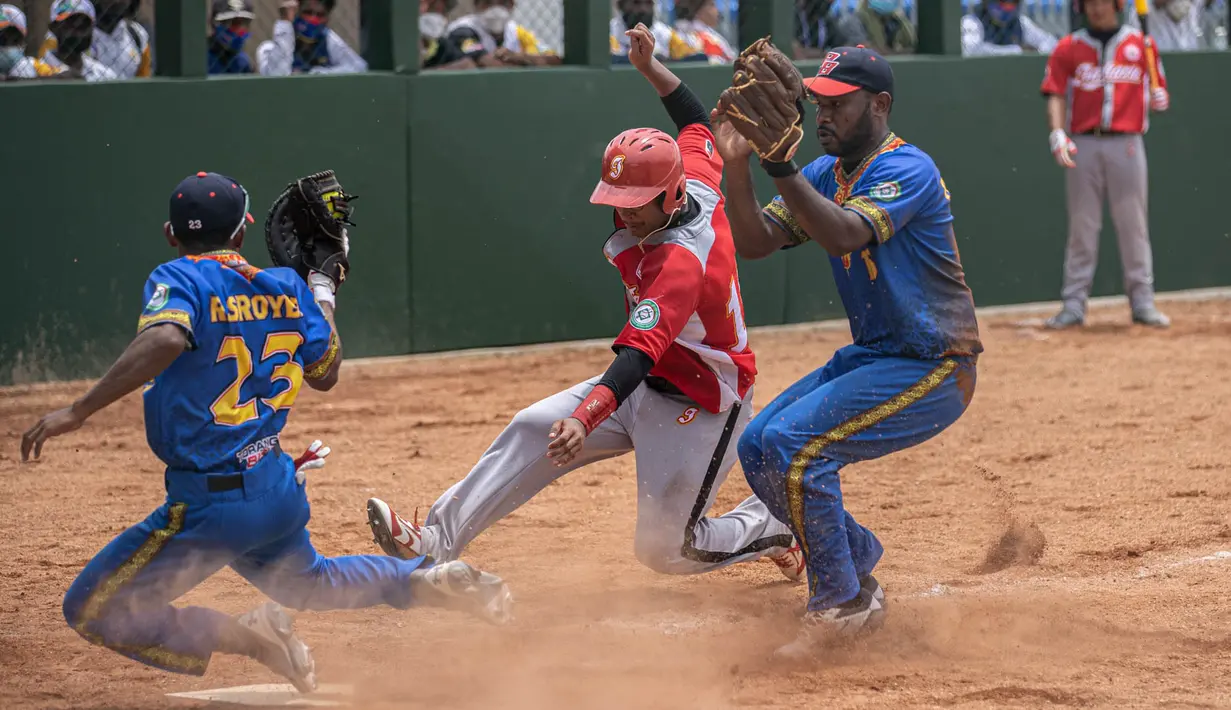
[265,170,358,287]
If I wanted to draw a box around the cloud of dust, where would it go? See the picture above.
[306,575,1219,710]
[974,466,1047,574]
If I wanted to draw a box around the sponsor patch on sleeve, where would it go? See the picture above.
[869,181,901,201]
[630,299,660,330]
[144,283,170,312]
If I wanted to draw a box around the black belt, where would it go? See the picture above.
[207,474,244,492]
[1079,128,1131,136]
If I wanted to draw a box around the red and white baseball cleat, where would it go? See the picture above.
[768,540,806,583]
[367,497,432,562]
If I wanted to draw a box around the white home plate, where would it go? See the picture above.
[167,683,353,707]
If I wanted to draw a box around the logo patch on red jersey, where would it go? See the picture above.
[609,154,626,180]
[820,51,841,76]
[704,139,714,157]
[630,299,660,330]
[677,407,699,425]
[1123,44,1141,62]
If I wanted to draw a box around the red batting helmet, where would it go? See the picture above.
[589,127,687,214]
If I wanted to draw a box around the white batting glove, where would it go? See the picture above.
[293,440,331,485]
[1150,87,1170,112]
[1049,129,1077,169]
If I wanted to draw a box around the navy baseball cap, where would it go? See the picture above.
[168,171,254,243]
[803,46,894,98]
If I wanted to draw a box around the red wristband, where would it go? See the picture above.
[570,384,618,435]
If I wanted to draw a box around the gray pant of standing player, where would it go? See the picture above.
[419,376,795,574]
[1061,133,1158,318]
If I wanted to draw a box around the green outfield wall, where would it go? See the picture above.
[3,52,1229,384]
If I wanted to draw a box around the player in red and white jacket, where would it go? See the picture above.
[365,23,803,581]
[1041,0,1171,329]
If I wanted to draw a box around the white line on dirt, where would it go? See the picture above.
[910,549,1231,600]
[344,286,1231,369]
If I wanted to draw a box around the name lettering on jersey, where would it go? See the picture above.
[629,299,660,330]
[209,295,302,323]
[1074,62,1143,91]
[677,407,699,425]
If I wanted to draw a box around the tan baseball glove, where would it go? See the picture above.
[715,37,806,163]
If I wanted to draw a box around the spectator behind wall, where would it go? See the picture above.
[1,5,64,80]
[26,1,117,81]
[208,0,255,75]
[794,0,867,58]
[854,0,917,54]
[962,0,1057,56]
[258,0,367,75]
[421,0,475,70]
[447,0,560,67]
[1125,0,1203,50]
[611,0,707,62]
[673,0,737,63]
[39,0,144,78]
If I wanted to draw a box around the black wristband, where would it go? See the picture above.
[760,159,799,178]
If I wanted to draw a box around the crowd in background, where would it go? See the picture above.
[0,0,1226,81]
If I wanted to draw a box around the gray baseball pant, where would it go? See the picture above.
[1062,133,1156,315]
[420,376,795,574]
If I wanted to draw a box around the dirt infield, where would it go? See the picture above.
[2,297,1231,710]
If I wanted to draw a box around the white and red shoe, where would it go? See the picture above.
[367,497,433,562]
[768,540,806,583]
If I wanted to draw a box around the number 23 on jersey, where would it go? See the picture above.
[211,332,305,426]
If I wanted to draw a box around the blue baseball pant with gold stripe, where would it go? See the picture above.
[738,344,976,611]
[62,453,428,676]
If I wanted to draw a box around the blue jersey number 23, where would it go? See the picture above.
[211,333,306,426]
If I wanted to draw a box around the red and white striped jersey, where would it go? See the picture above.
[1041,27,1166,135]
[604,123,756,414]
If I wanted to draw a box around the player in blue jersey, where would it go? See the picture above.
[713,45,982,659]
[19,171,513,693]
